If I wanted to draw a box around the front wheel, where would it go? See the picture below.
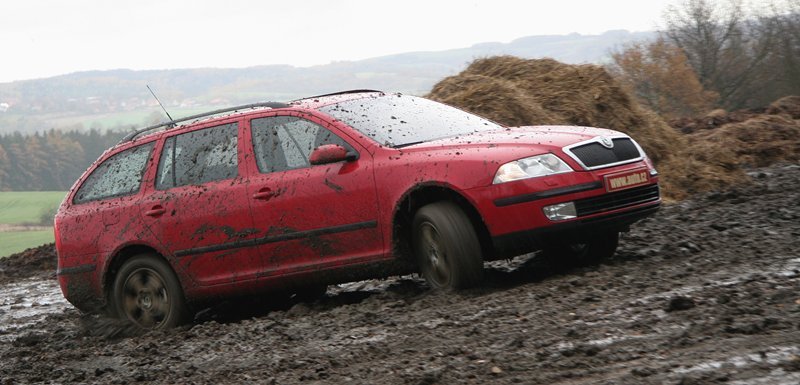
[541,231,619,268]
[111,254,189,329]
[412,201,484,290]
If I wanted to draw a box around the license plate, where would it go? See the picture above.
[604,168,649,192]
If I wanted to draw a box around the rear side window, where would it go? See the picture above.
[74,142,154,204]
[251,116,351,173]
[156,123,238,189]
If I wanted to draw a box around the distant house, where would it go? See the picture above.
[0,102,9,112]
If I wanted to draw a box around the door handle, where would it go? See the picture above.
[145,205,167,217]
[252,188,277,201]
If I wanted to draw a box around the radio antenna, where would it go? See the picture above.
[147,85,175,124]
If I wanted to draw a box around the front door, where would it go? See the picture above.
[243,113,383,278]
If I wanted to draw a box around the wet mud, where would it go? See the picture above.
[1,164,799,384]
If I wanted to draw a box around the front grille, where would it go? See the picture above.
[575,184,659,217]
[568,138,641,169]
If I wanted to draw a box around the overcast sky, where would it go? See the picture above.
[0,0,677,83]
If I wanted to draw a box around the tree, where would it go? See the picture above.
[25,135,51,190]
[770,0,800,96]
[662,0,781,109]
[0,144,9,191]
[5,141,32,190]
[610,38,718,119]
[0,129,124,191]
[43,130,86,190]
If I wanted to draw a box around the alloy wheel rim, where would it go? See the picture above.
[121,268,170,328]
[419,222,450,287]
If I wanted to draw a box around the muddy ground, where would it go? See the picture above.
[1,164,799,385]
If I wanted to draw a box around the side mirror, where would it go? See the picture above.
[309,144,355,165]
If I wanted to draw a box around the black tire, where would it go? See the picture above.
[111,254,189,329]
[412,201,483,290]
[542,231,619,268]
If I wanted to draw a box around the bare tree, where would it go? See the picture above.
[663,0,780,109]
[772,0,800,96]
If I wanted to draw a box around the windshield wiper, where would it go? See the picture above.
[393,141,425,148]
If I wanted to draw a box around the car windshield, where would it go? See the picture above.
[317,94,503,147]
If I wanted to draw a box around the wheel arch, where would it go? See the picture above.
[102,244,177,304]
[392,182,494,264]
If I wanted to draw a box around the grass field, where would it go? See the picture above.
[0,191,65,257]
[0,230,54,257]
[0,107,225,136]
[0,191,66,225]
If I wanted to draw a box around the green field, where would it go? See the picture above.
[0,230,54,257]
[0,191,65,257]
[0,191,66,225]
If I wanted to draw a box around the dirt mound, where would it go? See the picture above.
[428,56,738,200]
[688,114,800,169]
[0,243,56,282]
[668,95,800,170]
[428,74,560,127]
[670,108,765,134]
[670,95,800,135]
[767,95,800,119]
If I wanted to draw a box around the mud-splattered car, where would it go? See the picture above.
[54,90,660,329]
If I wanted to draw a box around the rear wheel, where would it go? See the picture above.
[111,254,189,329]
[412,201,483,290]
[542,231,619,268]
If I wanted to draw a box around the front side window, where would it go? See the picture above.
[156,123,238,189]
[251,116,352,173]
[74,142,154,204]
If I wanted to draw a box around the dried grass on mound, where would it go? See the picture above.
[430,74,560,127]
[766,95,800,119]
[687,114,800,169]
[428,56,736,200]
[458,57,640,133]
[670,108,764,134]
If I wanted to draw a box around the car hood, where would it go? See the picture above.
[401,125,621,151]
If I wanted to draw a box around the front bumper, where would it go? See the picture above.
[491,196,659,258]
[463,162,660,259]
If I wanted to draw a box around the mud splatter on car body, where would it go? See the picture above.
[54,90,659,328]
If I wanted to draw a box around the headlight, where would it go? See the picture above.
[493,154,572,184]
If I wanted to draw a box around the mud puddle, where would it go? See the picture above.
[0,278,70,341]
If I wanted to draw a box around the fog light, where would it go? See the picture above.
[543,202,577,221]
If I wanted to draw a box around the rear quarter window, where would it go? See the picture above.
[73,142,155,204]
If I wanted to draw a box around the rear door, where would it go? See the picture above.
[57,141,156,278]
[243,112,383,278]
[140,120,263,286]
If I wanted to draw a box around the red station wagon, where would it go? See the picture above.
[55,90,660,329]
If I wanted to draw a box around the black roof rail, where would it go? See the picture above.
[294,89,383,102]
[119,101,289,143]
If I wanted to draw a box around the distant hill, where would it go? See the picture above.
[0,30,654,135]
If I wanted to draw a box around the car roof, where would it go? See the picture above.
[290,90,385,109]
[116,90,385,148]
